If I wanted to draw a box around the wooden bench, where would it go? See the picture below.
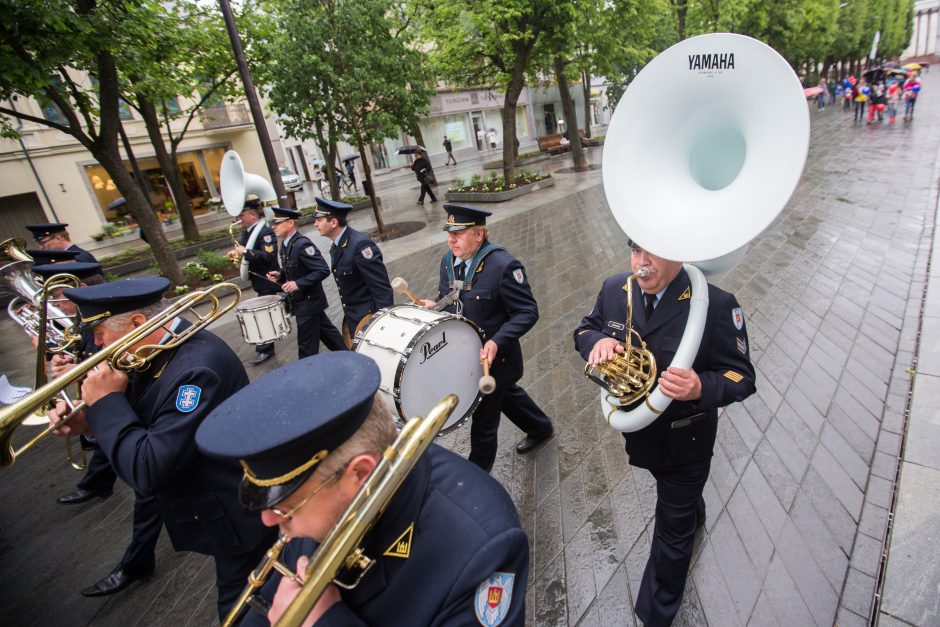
[537,133,570,155]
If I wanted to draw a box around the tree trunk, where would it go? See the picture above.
[356,139,385,234]
[555,56,586,170]
[137,94,199,241]
[674,0,688,40]
[502,53,529,181]
[97,149,184,286]
[581,68,592,138]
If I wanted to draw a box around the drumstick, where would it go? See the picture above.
[248,270,282,286]
[391,277,422,305]
[479,358,496,395]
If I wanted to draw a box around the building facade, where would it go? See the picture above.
[903,0,940,59]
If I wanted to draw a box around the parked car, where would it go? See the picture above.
[279,167,304,192]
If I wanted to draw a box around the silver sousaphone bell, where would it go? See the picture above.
[592,33,809,432]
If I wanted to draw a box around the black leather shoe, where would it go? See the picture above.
[249,352,274,366]
[57,487,112,505]
[515,430,553,454]
[81,565,152,597]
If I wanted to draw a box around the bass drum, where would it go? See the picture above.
[352,305,483,435]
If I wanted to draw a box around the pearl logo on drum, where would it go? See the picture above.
[420,332,448,364]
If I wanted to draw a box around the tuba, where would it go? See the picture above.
[589,33,809,432]
[221,150,277,281]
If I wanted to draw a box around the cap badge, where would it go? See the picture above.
[447,214,455,224]
[731,307,744,330]
[176,385,202,413]
[383,522,414,559]
[475,572,515,626]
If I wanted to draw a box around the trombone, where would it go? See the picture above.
[0,282,241,468]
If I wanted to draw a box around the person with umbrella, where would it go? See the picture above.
[343,156,359,192]
[410,148,436,205]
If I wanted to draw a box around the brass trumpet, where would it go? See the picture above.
[0,282,241,468]
[223,395,458,627]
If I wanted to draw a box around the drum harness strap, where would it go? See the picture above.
[442,243,504,315]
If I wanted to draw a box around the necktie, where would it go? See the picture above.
[644,293,656,320]
[454,261,466,281]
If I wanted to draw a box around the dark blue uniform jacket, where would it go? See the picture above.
[66,243,98,264]
[574,268,756,470]
[241,444,528,627]
[436,242,538,386]
[330,228,393,333]
[279,232,331,313]
[86,322,271,557]
[240,222,280,295]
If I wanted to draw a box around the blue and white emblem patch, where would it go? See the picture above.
[176,385,202,413]
[264,235,273,243]
[731,307,744,331]
[474,572,515,626]
[305,246,317,256]
[361,247,373,260]
[512,269,524,284]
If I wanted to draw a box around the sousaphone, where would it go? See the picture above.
[220,150,277,282]
[592,33,809,432]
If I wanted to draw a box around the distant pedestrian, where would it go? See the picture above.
[817,78,827,109]
[411,149,436,205]
[488,128,498,150]
[853,79,869,123]
[313,164,325,196]
[867,82,885,124]
[886,81,902,123]
[443,136,457,165]
[904,74,921,120]
[344,159,358,192]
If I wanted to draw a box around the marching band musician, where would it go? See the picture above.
[195,352,529,627]
[46,277,276,619]
[25,248,81,265]
[25,222,100,265]
[229,199,281,365]
[32,262,165,598]
[312,198,393,346]
[573,239,756,626]
[419,205,553,473]
[265,207,346,359]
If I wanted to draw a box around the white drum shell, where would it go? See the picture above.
[353,305,483,434]
[235,295,291,345]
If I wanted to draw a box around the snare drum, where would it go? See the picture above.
[235,295,291,345]
[353,305,483,435]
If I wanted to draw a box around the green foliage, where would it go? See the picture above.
[183,261,211,282]
[196,249,230,274]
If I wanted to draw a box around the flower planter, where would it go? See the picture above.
[349,197,381,211]
[444,177,555,203]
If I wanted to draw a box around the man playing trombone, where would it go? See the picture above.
[195,352,529,627]
[47,277,276,619]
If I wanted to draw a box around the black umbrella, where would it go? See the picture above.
[396,145,427,155]
[341,154,360,163]
[107,197,126,210]
[863,66,886,80]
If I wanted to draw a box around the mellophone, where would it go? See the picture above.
[351,277,495,437]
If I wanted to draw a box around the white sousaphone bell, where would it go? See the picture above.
[594,33,809,432]
[220,150,278,282]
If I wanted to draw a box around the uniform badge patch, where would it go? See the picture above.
[678,287,691,301]
[383,522,414,559]
[475,572,515,626]
[731,307,744,330]
[175,385,201,413]
[736,337,747,354]
[264,235,273,243]
[264,245,274,253]
[724,370,744,383]
[607,321,625,331]
[361,247,374,260]
[512,269,524,284]
[305,246,316,256]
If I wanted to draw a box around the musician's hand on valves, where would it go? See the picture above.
[658,366,702,401]
[282,281,300,294]
[48,399,89,437]
[267,270,281,283]
[418,299,436,309]
[267,555,338,627]
[588,337,624,366]
[481,340,498,365]
[50,353,77,378]
[81,362,129,406]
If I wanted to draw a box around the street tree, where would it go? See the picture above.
[0,0,184,285]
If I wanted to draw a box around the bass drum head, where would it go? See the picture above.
[398,317,483,434]
[236,294,284,311]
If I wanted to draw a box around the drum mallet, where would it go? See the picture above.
[479,358,496,395]
[391,277,422,305]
